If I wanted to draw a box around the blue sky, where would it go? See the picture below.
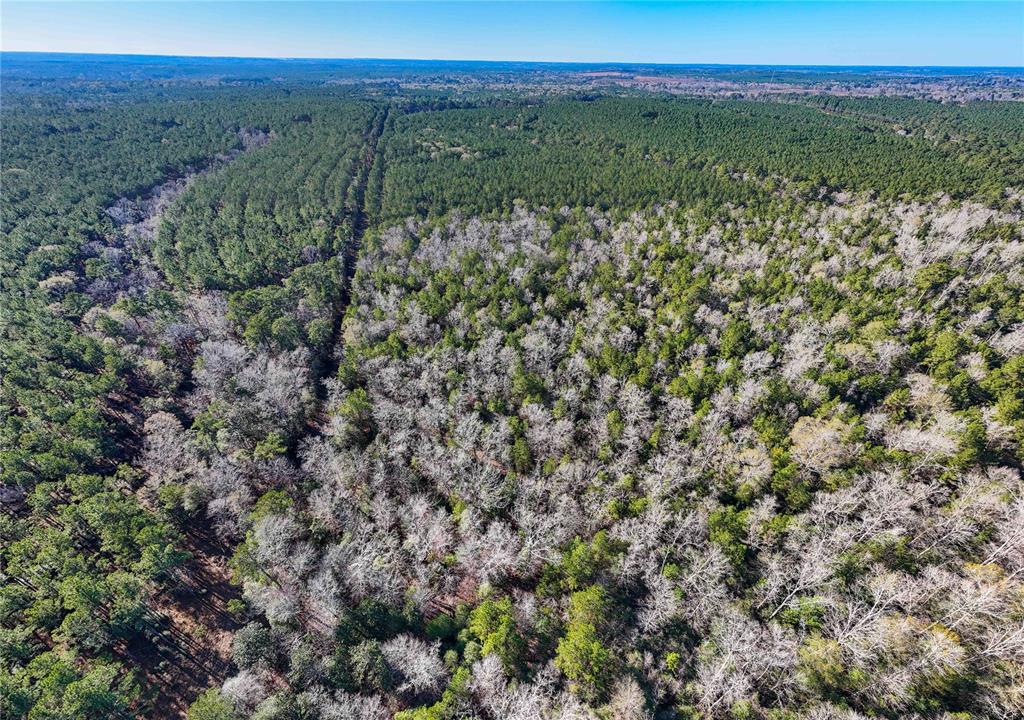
[2,2,1022,67]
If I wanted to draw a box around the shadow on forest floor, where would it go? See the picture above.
[124,526,242,719]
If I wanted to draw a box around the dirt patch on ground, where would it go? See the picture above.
[129,527,242,719]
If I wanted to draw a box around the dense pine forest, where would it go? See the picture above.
[2,55,1024,720]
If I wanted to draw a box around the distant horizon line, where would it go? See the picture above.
[3,50,1022,72]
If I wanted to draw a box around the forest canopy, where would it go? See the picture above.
[2,57,1023,720]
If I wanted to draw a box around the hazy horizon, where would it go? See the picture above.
[4,49,1024,71]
